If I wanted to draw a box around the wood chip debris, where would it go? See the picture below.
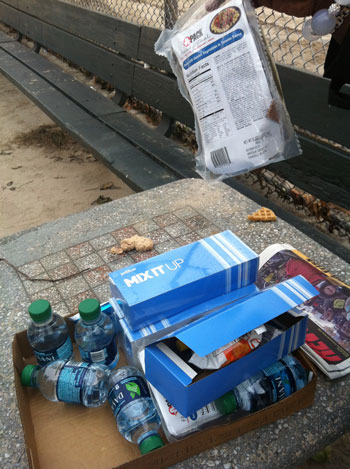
[110,235,154,255]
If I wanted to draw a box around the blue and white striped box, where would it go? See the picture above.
[109,230,259,331]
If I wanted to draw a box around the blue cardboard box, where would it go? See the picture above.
[111,282,260,366]
[109,230,259,331]
[142,275,318,417]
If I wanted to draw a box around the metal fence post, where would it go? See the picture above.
[164,0,178,29]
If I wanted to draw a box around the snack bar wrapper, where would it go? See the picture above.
[189,325,266,369]
[155,0,301,180]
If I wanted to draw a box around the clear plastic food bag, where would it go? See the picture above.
[155,0,301,180]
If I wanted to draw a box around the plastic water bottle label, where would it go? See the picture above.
[281,356,308,390]
[79,338,117,366]
[262,361,294,402]
[108,376,150,416]
[56,362,90,403]
[33,336,73,366]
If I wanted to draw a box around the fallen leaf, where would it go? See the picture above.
[91,195,112,205]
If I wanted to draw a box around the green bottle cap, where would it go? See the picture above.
[214,391,238,415]
[139,434,164,455]
[28,299,52,322]
[78,298,101,322]
[21,365,38,387]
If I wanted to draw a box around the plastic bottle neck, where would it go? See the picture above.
[31,367,39,387]
[214,390,238,415]
[21,365,40,388]
[81,313,102,326]
[138,432,164,454]
[32,312,53,327]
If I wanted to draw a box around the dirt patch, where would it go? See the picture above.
[11,124,98,165]
[12,124,73,149]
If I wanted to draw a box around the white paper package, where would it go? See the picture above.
[155,0,301,180]
[149,382,221,441]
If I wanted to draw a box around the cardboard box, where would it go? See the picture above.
[109,230,259,331]
[13,320,317,469]
[112,282,260,365]
[143,275,318,416]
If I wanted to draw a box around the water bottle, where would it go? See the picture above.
[27,299,73,366]
[21,360,110,407]
[215,355,311,415]
[108,366,164,454]
[75,298,118,369]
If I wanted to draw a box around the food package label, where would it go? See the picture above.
[170,0,283,175]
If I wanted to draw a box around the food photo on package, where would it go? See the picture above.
[155,0,301,180]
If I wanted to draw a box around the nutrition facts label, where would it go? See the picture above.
[189,69,223,120]
[56,362,89,403]
[189,67,232,145]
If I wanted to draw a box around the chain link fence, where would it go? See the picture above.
[63,0,349,245]
[66,0,330,75]
[256,8,330,75]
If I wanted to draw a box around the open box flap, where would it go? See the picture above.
[113,282,260,345]
[144,342,195,386]
[173,275,318,357]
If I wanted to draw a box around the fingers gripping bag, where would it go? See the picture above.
[155,0,301,180]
